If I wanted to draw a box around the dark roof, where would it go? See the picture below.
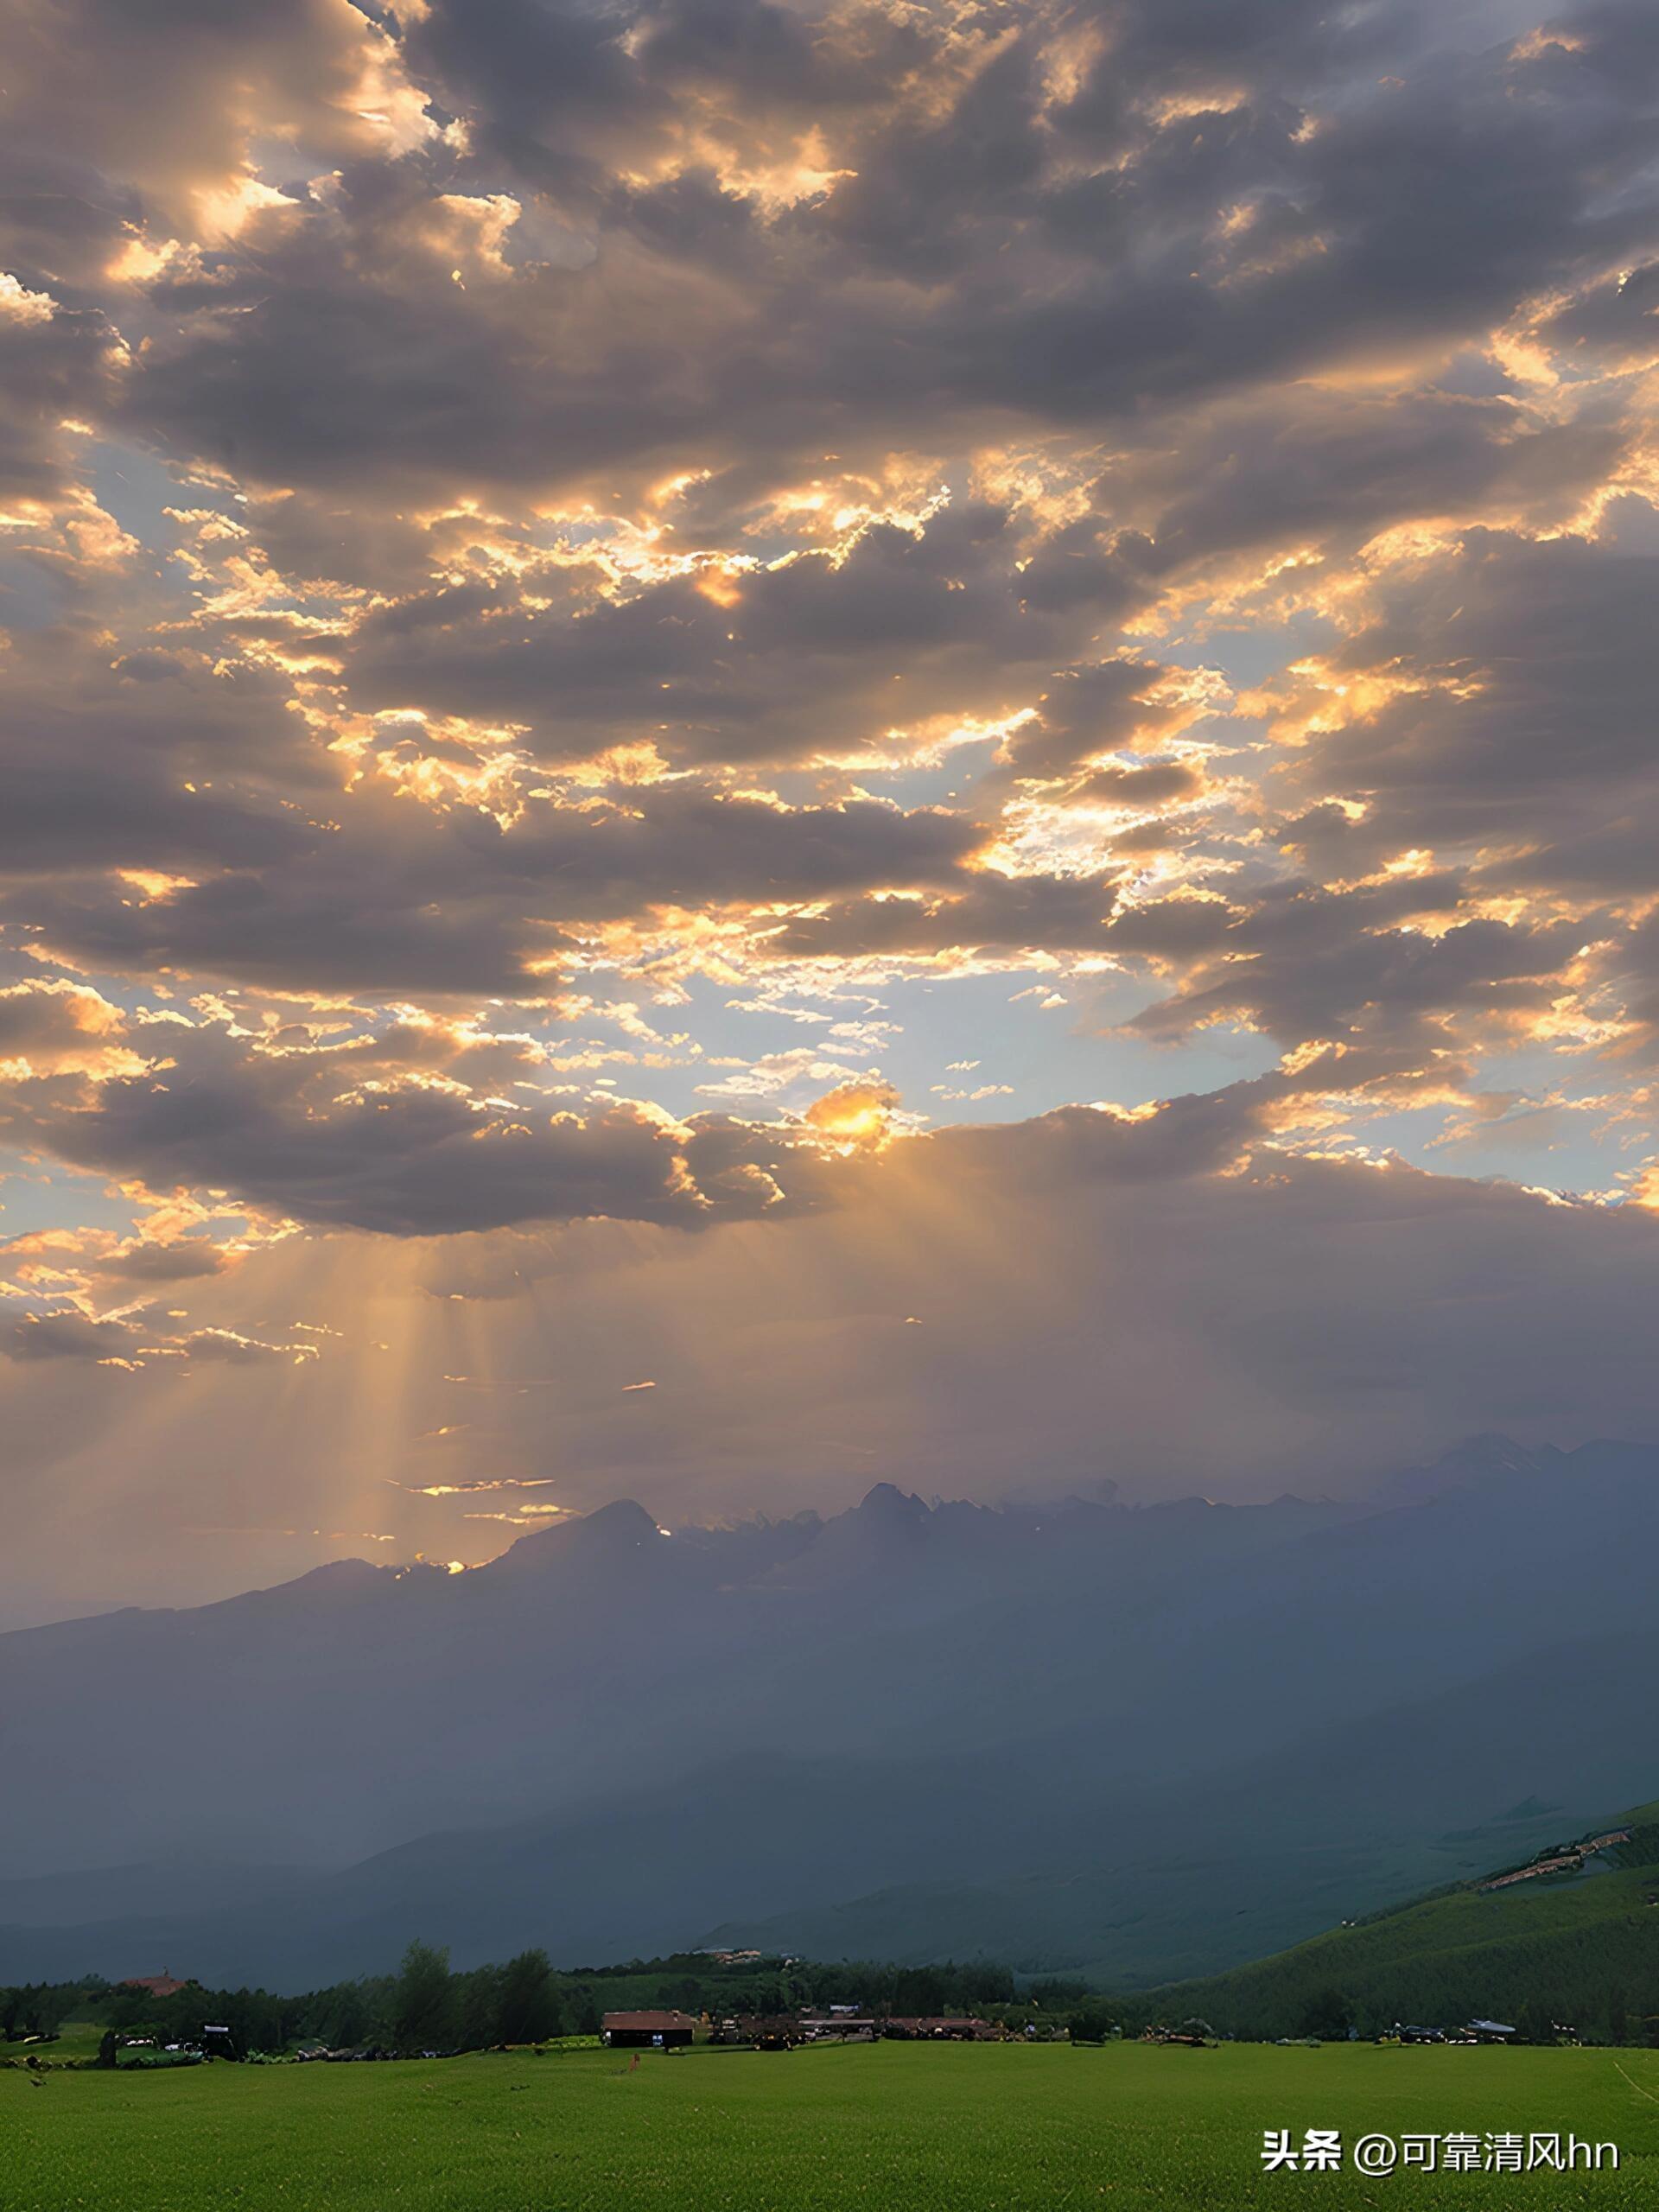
[602,2011,696,2031]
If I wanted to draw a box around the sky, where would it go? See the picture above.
[3,0,1659,1624]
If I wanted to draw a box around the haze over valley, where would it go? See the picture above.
[8,1435,1659,1987]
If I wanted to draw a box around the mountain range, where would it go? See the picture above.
[4,1435,1658,1990]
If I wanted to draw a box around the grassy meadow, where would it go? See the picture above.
[3,2038,1657,2212]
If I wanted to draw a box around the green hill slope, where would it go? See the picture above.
[1129,1805,1659,2044]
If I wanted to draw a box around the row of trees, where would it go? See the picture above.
[3,1948,1036,2061]
[92,1945,583,2056]
[1113,1919,1659,2046]
[386,1942,572,2051]
[16,1928,1655,2056]
[1,1980,85,2042]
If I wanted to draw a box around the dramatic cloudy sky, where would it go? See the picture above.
[3,0,1659,1622]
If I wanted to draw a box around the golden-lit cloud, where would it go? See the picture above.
[3,0,1659,1618]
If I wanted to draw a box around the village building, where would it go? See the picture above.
[798,2009,878,2041]
[734,2015,798,2051]
[120,1972,190,1999]
[601,2010,696,2050]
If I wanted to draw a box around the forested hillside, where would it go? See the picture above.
[1132,1808,1659,2043]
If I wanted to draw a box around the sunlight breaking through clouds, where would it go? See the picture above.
[2,0,1659,1618]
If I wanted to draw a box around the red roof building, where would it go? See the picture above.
[601,2010,696,2049]
[121,1972,190,1999]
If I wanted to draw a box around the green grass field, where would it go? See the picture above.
[3,2040,1657,2211]
[7,2020,107,2065]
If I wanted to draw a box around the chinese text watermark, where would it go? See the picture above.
[1261,2127,1619,2174]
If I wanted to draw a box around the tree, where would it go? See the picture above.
[393,1942,457,2054]
[1299,1986,1353,2042]
[893,1967,947,2016]
[1512,2000,1541,2046]
[325,1983,370,2050]
[497,1950,562,2046]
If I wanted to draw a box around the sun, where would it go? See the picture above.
[804,1081,901,1152]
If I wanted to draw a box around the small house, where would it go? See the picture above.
[883,2015,1000,2041]
[798,2011,877,2041]
[601,2010,696,2050]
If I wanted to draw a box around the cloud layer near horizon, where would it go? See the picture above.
[3,0,1659,1618]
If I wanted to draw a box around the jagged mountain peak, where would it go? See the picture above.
[855,1481,932,1523]
[480,1497,664,1577]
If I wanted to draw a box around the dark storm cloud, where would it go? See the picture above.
[0,978,125,1062]
[1125,881,1586,1052]
[0,650,314,877]
[1274,530,1659,887]
[991,658,1207,785]
[1096,393,1626,577]
[97,1237,231,1283]
[0,1014,836,1236]
[0,0,427,227]
[83,1,1656,511]
[1068,759,1203,808]
[313,387,1623,794]
[1,770,990,997]
[942,4,1659,419]
[1537,261,1659,363]
[396,0,664,207]
[0,988,1351,1241]
[0,289,122,504]
[6,1306,307,1366]
[226,487,444,598]
[1039,519,1659,1059]
[483,782,986,906]
[0,998,1418,1242]
[118,161,763,501]
[764,870,1123,960]
[399,0,928,209]
[6,1311,140,1361]
[3,842,557,1000]
[0,131,138,289]
[338,507,1090,766]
